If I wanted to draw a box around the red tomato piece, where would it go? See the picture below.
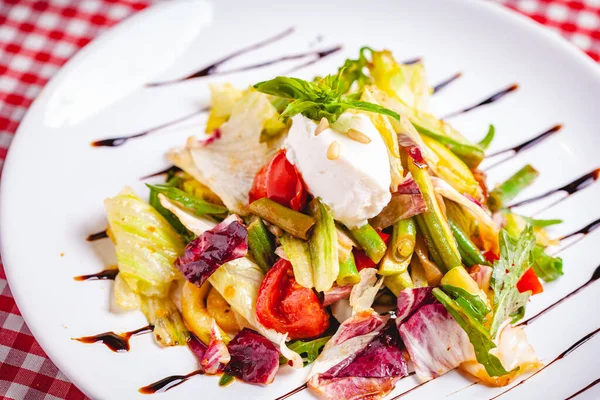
[483,250,499,264]
[256,259,329,340]
[249,150,307,211]
[353,232,390,271]
[516,267,543,295]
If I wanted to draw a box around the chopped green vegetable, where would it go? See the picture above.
[520,216,563,228]
[337,252,360,286]
[379,219,415,276]
[249,198,316,240]
[141,295,189,347]
[218,373,235,387]
[105,188,185,297]
[450,221,488,267]
[253,72,399,124]
[348,223,387,264]
[433,288,514,377]
[490,227,536,337]
[283,336,332,366]
[148,185,195,243]
[409,160,462,272]
[488,165,539,212]
[247,217,277,273]
[384,271,414,296]
[308,199,339,292]
[478,125,495,150]
[334,47,372,94]
[146,184,228,215]
[531,245,563,282]
[441,285,490,323]
[280,233,314,289]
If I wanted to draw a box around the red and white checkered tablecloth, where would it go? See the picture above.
[0,1,598,399]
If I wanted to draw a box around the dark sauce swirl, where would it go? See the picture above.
[73,325,154,353]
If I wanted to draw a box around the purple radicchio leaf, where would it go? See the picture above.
[369,175,427,230]
[225,329,280,384]
[395,287,436,326]
[322,284,353,307]
[175,215,248,287]
[326,320,408,378]
[398,303,475,382]
[201,320,231,374]
[188,333,208,362]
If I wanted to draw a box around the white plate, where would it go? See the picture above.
[2,0,600,399]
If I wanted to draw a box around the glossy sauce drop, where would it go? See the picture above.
[443,84,518,118]
[509,168,600,209]
[73,325,154,353]
[91,108,208,148]
[139,370,204,394]
[86,230,108,242]
[74,268,118,282]
[432,72,462,94]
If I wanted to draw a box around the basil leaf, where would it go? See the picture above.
[441,285,490,323]
[146,184,227,215]
[433,288,514,377]
[490,226,536,337]
[148,185,195,243]
[342,100,400,120]
[254,76,320,99]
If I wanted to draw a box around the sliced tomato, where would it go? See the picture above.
[249,150,307,211]
[256,259,329,340]
[483,250,499,264]
[516,267,543,295]
[353,232,391,271]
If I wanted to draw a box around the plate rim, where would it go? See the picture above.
[1,0,599,398]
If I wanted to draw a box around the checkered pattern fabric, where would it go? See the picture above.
[0,1,598,399]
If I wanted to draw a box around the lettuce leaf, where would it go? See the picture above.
[531,245,563,282]
[490,227,536,337]
[104,188,185,298]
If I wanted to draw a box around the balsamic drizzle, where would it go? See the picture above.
[432,72,462,94]
[509,168,600,210]
[484,124,563,170]
[148,27,294,86]
[86,230,108,242]
[564,377,600,400]
[489,327,600,399]
[73,325,154,353]
[442,84,518,119]
[91,108,209,148]
[286,46,343,73]
[140,165,181,180]
[556,217,600,253]
[74,268,118,282]
[139,369,204,394]
[518,265,600,327]
[402,57,422,65]
[274,383,308,400]
[390,380,428,400]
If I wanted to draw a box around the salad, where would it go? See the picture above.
[100,47,564,399]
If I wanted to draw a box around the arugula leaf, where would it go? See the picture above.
[253,70,399,124]
[490,226,536,337]
[478,124,495,150]
[531,244,563,282]
[441,285,490,323]
[433,288,514,377]
[280,336,331,366]
[146,184,227,215]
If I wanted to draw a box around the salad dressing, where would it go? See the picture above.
[141,165,181,180]
[432,72,462,94]
[73,325,154,352]
[139,369,204,394]
[274,383,308,400]
[74,268,118,281]
[510,168,600,209]
[86,230,108,242]
[443,84,518,118]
